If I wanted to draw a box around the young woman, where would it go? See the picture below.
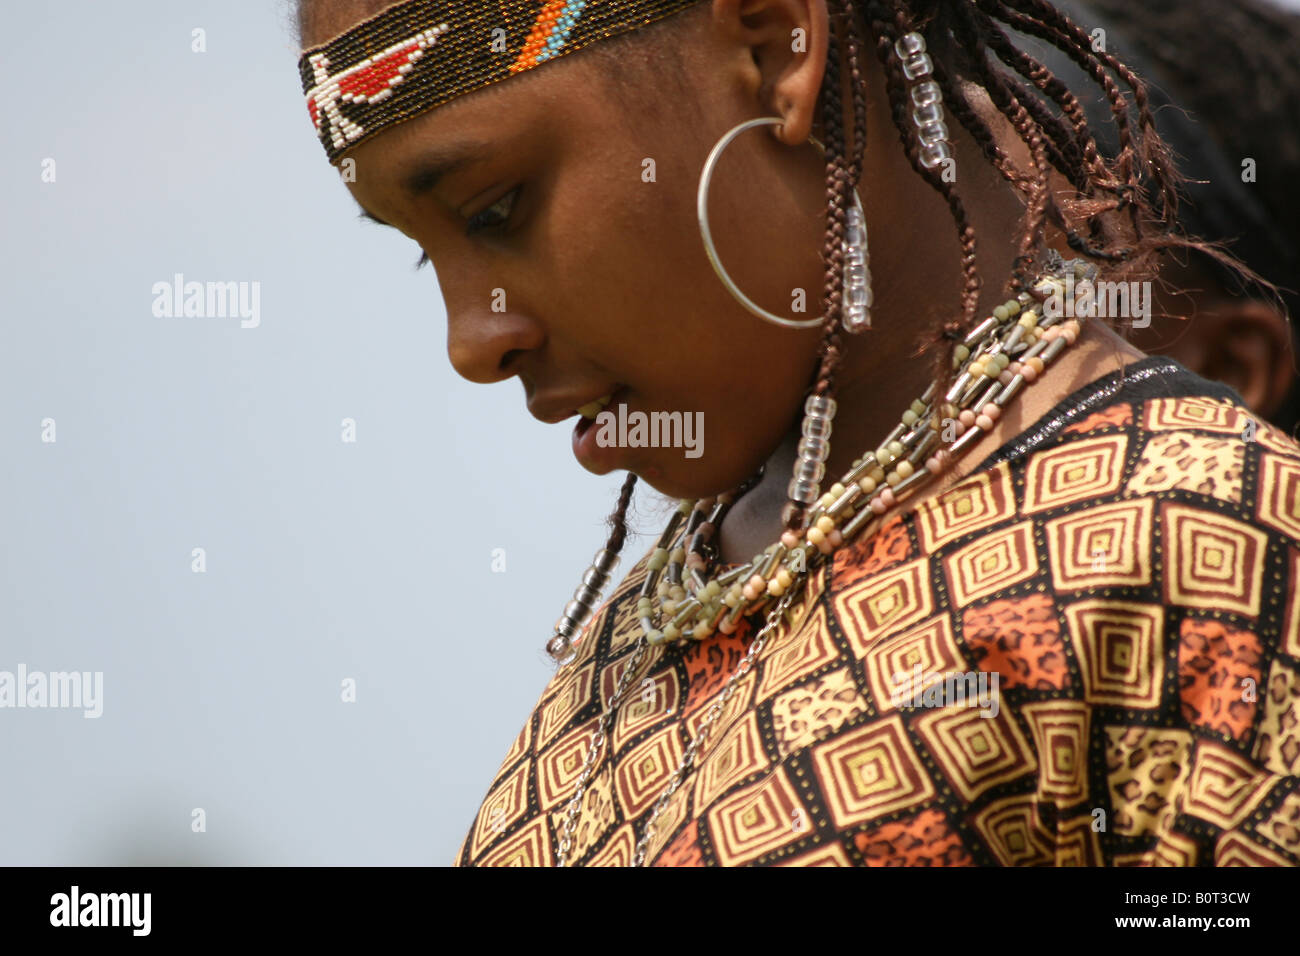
[294,0,1300,866]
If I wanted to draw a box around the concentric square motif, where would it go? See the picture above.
[1184,740,1275,830]
[862,615,966,713]
[1256,452,1300,541]
[469,760,531,859]
[911,703,1037,802]
[1065,600,1164,709]
[1143,395,1249,435]
[613,724,686,818]
[1162,503,1267,619]
[834,556,934,654]
[944,520,1039,607]
[536,716,601,810]
[1022,700,1091,805]
[970,794,1056,865]
[705,767,807,866]
[1044,498,1154,591]
[809,714,937,829]
[693,710,769,811]
[914,461,1017,552]
[477,815,553,867]
[1020,434,1128,513]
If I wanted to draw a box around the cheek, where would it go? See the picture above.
[540,147,822,472]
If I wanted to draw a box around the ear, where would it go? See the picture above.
[1185,299,1296,420]
[709,0,829,145]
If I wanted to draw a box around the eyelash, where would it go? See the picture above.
[465,187,520,237]
[413,187,520,270]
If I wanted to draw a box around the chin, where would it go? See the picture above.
[629,452,766,501]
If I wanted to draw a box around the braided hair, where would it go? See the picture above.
[296,0,1267,559]
[776,0,1260,528]
[1076,0,1300,431]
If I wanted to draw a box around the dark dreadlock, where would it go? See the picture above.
[1071,0,1300,432]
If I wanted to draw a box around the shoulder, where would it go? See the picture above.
[822,379,1300,863]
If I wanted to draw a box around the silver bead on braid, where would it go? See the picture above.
[546,547,620,664]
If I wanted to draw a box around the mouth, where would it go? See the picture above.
[571,388,623,469]
[574,393,615,420]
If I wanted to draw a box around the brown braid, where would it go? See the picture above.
[601,471,638,557]
[296,0,1276,554]
[469,0,1266,556]
[1005,0,1179,220]
[783,4,857,531]
[854,1,982,412]
[777,0,1268,543]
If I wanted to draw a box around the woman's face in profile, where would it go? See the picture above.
[335,24,833,501]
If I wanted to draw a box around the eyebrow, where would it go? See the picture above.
[354,139,491,228]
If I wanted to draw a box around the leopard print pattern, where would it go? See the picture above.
[853,808,974,866]
[1177,617,1262,742]
[1104,726,1193,838]
[962,593,1070,690]
[1253,659,1300,777]
[1126,430,1245,504]
[770,667,869,758]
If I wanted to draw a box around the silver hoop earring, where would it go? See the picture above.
[697,116,872,332]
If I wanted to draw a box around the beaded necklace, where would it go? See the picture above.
[552,251,1092,866]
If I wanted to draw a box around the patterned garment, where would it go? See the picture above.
[454,356,1300,866]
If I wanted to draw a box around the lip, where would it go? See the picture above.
[528,385,621,425]
[571,386,626,470]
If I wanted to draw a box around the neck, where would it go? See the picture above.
[715,67,1148,566]
[716,313,1145,566]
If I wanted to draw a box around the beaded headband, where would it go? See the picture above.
[298,0,707,164]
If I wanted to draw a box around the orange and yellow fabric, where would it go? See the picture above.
[455,355,1300,866]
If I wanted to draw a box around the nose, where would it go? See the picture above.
[444,293,546,385]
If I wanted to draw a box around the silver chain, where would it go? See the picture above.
[631,586,801,866]
[555,582,805,867]
[554,631,651,867]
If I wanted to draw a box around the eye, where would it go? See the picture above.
[412,186,522,268]
[465,187,520,237]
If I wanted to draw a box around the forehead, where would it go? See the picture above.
[343,49,604,163]
[338,54,614,221]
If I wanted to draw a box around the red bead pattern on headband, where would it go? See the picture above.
[298,0,706,164]
[305,25,450,153]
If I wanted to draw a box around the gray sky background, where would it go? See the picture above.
[4,0,1299,866]
[0,1,657,865]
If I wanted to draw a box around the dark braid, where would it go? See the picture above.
[979,27,1090,188]
[1009,0,1179,220]
[784,2,855,531]
[773,0,1273,538]
[830,0,1257,394]
[854,0,982,417]
[975,0,1134,191]
[1083,0,1300,430]
[931,55,1032,196]
[600,471,638,559]
[940,0,1054,290]
[842,1,870,187]
[538,0,1278,549]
